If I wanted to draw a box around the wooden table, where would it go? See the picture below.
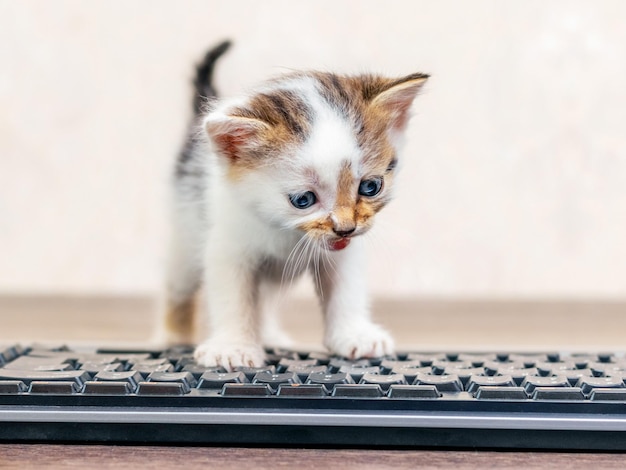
[1,295,625,468]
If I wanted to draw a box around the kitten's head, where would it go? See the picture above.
[204,72,428,251]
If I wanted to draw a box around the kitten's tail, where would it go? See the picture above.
[192,40,232,115]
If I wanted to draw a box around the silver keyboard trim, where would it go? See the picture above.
[1,406,626,431]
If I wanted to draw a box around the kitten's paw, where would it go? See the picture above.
[194,340,266,370]
[325,323,395,359]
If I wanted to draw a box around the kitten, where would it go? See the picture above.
[161,41,428,369]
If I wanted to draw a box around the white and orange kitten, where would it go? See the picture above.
[161,42,428,369]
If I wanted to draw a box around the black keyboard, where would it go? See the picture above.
[2,344,626,450]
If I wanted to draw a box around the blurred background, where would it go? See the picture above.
[1,1,625,346]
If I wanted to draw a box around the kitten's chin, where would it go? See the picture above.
[327,238,351,251]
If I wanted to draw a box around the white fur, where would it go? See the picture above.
[168,76,400,369]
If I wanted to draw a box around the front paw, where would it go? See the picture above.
[194,339,266,370]
[325,322,395,359]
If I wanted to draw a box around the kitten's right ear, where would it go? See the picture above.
[370,73,429,133]
[204,114,270,162]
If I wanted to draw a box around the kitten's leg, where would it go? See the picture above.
[317,238,394,359]
[194,250,266,369]
[156,191,205,345]
[259,280,294,350]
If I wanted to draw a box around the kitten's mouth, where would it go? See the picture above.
[327,238,351,251]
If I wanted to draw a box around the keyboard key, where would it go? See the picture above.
[532,387,585,401]
[29,381,79,394]
[222,383,272,397]
[234,366,276,381]
[596,353,616,363]
[379,359,409,374]
[359,372,407,391]
[304,351,331,365]
[197,371,248,389]
[180,364,226,379]
[332,384,384,398]
[172,355,198,369]
[457,354,492,367]
[276,384,328,397]
[497,368,538,386]
[266,348,298,360]
[286,364,327,382]
[466,375,516,394]
[306,372,354,391]
[338,365,380,382]
[0,369,90,387]
[590,388,626,401]
[445,352,460,362]
[413,373,463,393]
[83,381,133,395]
[29,344,70,353]
[521,375,570,393]
[389,365,433,383]
[388,385,440,399]
[96,348,159,360]
[328,358,371,372]
[576,376,626,395]
[252,371,301,391]
[2,356,74,371]
[94,370,143,392]
[80,362,124,374]
[560,369,594,386]
[130,362,174,375]
[403,353,444,366]
[0,345,24,364]
[546,352,561,362]
[475,386,528,400]
[118,353,161,364]
[432,360,473,374]
[589,363,626,377]
[536,361,578,376]
[0,380,27,394]
[444,367,485,387]
[160,346,195,360]
[276,358,318,372]
[507,354,546,367]
[262,354,284,366]
[137,382,187,396]
[147,371,197,393]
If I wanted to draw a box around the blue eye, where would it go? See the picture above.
[358,177,383,197]
[289,191,317,209]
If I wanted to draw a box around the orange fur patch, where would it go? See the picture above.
[297,217,334,235]
[164,296,197,343]
[334,161,358,232]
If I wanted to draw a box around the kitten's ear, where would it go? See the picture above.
[204,114,270,162]
[370,73,429,132]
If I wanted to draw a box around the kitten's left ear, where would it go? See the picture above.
[371,73,429,132]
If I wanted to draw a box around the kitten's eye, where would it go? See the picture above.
[358,177,383,197]
[289,191,317,209]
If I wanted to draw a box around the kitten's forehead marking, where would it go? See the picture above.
[299,98,362,188]
[336,160,356,208]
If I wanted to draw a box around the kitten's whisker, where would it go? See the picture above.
[320,243,337,282]
[281,234,308,290]
[311,241,323,301]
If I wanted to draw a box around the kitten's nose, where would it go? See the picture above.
[333,227,356,238]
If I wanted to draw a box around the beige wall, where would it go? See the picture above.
[1,0,625,298]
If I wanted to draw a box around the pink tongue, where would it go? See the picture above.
[329,238,351,251]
